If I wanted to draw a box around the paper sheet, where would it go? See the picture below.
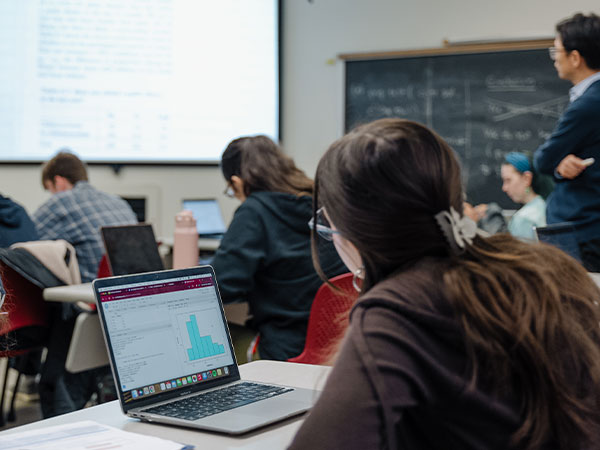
[0,420,191,449]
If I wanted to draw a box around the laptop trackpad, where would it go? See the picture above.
[198,398,308,432]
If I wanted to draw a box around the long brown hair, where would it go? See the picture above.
[220,135,313,197]
[313,118,600,449]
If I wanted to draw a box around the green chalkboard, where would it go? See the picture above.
[344,43,570,207]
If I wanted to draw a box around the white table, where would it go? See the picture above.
[0,361,330,449]
[43,283,249,326]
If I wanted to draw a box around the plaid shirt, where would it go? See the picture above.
[33,181,137,282]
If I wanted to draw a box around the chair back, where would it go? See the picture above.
[96,254,112,279]
[65,312,109,373]
[0,262,50,340]
[288,272,357,365]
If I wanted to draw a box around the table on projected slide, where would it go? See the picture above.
[0,361,330,448]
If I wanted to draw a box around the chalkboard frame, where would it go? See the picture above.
[340,38,566,208]
[339,38,553,61]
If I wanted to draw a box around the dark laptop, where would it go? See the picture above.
[93,266,318,434]
[100,224,164,276]
[182,199,226,239]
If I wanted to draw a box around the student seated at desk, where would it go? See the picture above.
[466,152,553,240]
[212,136,346,361]
[290,119,600,450]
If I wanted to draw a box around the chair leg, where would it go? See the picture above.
[7,369,23,422]
[0,359,9,427]
[8,353,33,422]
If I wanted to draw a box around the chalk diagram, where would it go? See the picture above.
[487,96,569,122]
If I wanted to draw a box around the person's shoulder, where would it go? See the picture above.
[530,195,546,208]
[355,260,452,321]
[571,80,600,110]
[229,195,266,225]
[587,78,600,94]
[41,189,73,209]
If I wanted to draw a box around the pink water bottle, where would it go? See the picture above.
[173,210,198,269]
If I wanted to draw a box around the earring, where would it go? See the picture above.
[352,266,365,293]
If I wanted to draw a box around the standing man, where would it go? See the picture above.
[534,13,600,271]
[33,151,137,282]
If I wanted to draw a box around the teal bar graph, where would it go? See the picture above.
[186,314,225,361]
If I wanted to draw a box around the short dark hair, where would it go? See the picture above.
[41,150,88,187]
[556,13,600,69]
[220,135,313,196]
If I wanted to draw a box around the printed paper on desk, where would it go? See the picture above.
[0,420,191,450]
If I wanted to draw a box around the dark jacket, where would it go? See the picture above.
[211,192,347,360]
[0,195,38,248]
[534,79,600,239]
[291,260,563,449]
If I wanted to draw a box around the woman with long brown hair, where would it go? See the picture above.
[212,136,346,361]
[290,119,600,449]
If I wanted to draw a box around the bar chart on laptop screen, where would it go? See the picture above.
[176,309,229,365]
[185,314,225,361]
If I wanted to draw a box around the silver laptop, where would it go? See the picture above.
[182,199,226,239]
[93,266,318,434]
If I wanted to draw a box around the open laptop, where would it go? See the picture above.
[182,199,227,239]
[93,266,318,434]
[101,224,164,276]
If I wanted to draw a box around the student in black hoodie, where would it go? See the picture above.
[212,136,346,361]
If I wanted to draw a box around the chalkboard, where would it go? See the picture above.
[344,43,571,208]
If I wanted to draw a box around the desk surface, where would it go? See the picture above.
[43,283,249,326]
[0,361,329,448]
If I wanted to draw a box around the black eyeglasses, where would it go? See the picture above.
[308,208,341,241]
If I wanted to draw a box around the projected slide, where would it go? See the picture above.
[185,314,225,361]
[0,0,279,163]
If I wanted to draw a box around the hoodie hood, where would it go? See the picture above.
[246,191,313,235]
[0,195,27,228]
[0,195,38,249]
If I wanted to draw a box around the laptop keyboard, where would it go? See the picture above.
[141,382,294,421]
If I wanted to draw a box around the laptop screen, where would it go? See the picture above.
[101,224,164,276]
[182,199,226,236]
[95,270,236,406]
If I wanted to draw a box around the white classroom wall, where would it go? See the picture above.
[0,0,598,238]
